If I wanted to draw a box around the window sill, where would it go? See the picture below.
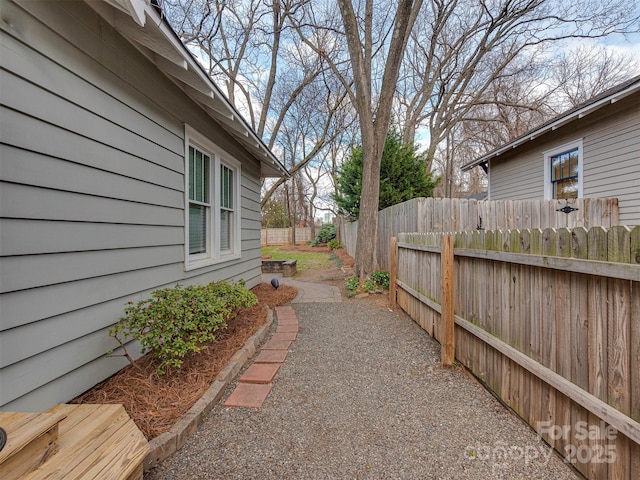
[185,254,242,271]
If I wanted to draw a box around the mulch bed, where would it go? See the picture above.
[72,283,297,440]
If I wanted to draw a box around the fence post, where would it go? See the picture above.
[441,235,455,366]
[390,237,397,306]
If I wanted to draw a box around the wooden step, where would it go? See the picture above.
[23,404,149,480]
[0,410,68,480]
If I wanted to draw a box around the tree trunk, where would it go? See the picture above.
[337,0,422,278]
[354,128,382,277]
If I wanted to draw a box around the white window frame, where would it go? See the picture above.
[184,125,242,270]
[543,139,583,200]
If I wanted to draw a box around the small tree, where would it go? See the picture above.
[262,197,289,228]
[333,131,438,219]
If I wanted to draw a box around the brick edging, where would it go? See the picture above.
[143,306,274,471]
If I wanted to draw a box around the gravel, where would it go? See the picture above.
[145,300,580,480]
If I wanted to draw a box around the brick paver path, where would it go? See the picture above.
[224,306,296,408]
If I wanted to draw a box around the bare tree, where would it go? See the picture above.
[396,0,640,173]
[550,44,640,107]
[301,154,335,237]
[164,0,349,196]
[164,0,639,263]
[261,69,352,207]
[431,41,639,197]
[296,0,423,277]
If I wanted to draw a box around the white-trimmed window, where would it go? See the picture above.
[544,139,583,200]
[185,126,241,269]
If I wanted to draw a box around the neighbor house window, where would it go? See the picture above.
[185,126,241,269]
[544,140,583,200]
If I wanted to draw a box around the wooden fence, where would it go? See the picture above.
[338,197,620,271]
[261,227,313,245]
[392,226,640,479]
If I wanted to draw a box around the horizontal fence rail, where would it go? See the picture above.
[338,197,620,271]
[392,226,639,480]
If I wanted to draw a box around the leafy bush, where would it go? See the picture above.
[347,271,390,297]
[362,277,377,293]
[369,271,390,290]
[327,238,343,250]
[344,277,360,297]
[109,281,258,374]
[310,223,336,246]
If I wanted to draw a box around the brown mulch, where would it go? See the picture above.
[72,283,297,440]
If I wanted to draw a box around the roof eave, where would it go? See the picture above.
[93,0,289,179]
[461,80,640,172]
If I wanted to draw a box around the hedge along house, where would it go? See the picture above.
[0,0,288,411]
[462,75,640,225]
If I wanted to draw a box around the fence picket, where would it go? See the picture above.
[570,227,590,477]
[554,229,573,461]
[587,226,609,479]
[608,226,632,479]
[529,229,544,435]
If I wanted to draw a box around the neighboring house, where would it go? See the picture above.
[0,0,288,411]
[462,75,640,225]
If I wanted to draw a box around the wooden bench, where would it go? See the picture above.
[0,404,149,480]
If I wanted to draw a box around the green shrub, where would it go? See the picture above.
[362,277,377,293]
[345,277,360,297]
[109,281,257,374]
[370,271,390,290]
[327,238,343,250]
[362,271,390,293]
[310,223,336,246]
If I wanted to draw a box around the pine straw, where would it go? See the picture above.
[72,283,297,440]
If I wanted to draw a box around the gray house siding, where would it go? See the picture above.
[488,149,544,200]
[582,102,640,224]
[0,0,267,411]
[488,93,640,225]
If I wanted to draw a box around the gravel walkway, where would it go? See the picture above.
[146,299,579,479]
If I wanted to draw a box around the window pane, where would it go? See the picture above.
[220,209,231,251]
[195,150,203,202]
[227,168,233,208]
[189,204,207,254]
[552,156,562,181]
[569,151,579,177]
[554,178,578,199]
[220,165,233,209]
[204,154,210,203]
[561,152,570,178]
[551,148,579,181]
